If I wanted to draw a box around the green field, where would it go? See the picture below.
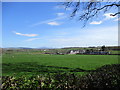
[2,53,118,76]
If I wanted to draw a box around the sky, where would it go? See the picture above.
[2,2,119,48]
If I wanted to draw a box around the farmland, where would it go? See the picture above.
[2,53,118,76]
[1,48,120,89]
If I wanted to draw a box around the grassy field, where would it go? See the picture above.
[2,53,119,76]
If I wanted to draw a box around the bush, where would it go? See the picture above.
[1,64,120,89]
[79,64,120,89]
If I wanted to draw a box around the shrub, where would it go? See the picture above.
[1,64,120,89]
[79,64,120,89]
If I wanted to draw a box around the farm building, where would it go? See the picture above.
[88,51,110,55]
[68,50,110,55]
[68,50,85,54]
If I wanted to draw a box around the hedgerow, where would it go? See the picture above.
[1,64,120,89]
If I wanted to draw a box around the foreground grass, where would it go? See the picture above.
[2,54,118,76]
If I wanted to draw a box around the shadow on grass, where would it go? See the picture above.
[2,62,95,74]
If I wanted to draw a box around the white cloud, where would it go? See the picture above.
[13,31,38,37]
[48,26,118,47]
[104,13,116,20]
[66,7,72,11]
[47,21,61,26]
[90,13,117,25]
[56,13,65,16]
[25,38,40,42]
[114,18,120,21]
[55,5,65,9]
[31,16,66,27]
[90,21,102,24]
[54,5,72,11]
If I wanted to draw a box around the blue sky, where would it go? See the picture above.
[2,2,118,48]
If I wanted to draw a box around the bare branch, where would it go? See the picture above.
[110,12,120,16]
[63,1,120,26]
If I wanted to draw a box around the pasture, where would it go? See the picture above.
[2,53,118,76]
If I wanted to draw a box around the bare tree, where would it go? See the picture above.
[63,0,120,26]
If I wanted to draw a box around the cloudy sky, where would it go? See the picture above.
[2,2,118,48]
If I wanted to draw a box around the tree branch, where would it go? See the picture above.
[63,1,120,26]
[110,12,120,16]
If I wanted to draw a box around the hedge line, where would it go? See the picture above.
[1,64,120,89]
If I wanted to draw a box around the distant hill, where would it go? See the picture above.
[3,47,33,50]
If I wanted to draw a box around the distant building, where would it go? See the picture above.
[68,50,110,55]
[68,50,85,54]
[69,50,79,54]
[85,51,109,55]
